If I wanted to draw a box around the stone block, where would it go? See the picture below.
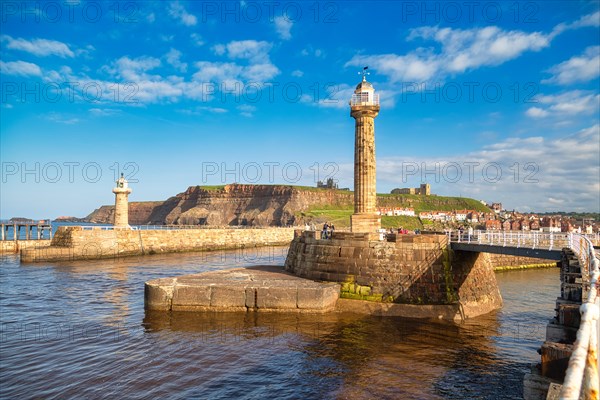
[172,285,211,307]
[144,279,175,311]
[256,286,298,309]
[339,246,355,258]
[297,285,339,310]
[210,285,247,308]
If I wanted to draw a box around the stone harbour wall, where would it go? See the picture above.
[1,240,51,255]
[21,226,295,262]
[489,253,558,270]
[284,231,502,318]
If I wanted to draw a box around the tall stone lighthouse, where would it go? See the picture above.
[350,70,381,234]
[112,173,132,227]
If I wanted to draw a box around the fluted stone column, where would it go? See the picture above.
[350,78,381,234]
[352,108,378,214]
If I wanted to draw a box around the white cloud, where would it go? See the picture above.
[274,16,293,40]
[347,12,600,87]
[190,33,204,46]
[46,112,80,124]
[193,62,242,82]
[525,107,550,118]
[237,104,256,117]
[168,1,197,26]
[375,125,600,212]
[243,63,280,81]
[552,11,600,36]
[89,108,121,116]
[97,56,188,103]
[106,56,161,80]
[214,40,273,63]
[301,47,324,58]
[530,91,600,117]
[0,60,42,76]
[202,40,280,82]
[1,35,74,58]
[212,44,226,56]
[570,11,600,29]
[165,48,188,72]
[348,25,551,83]
[300,83,354,109]
[133,79,185,103]
[178,106,228,115]
[75,44,95,58]
[291,70,303,77]
[543,46,600,85]
[192,60,280,84]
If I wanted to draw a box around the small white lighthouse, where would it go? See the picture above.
[112,173,132,227]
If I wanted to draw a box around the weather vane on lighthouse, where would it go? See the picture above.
[358,66,370,81]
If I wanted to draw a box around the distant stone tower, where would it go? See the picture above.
[350,70,381,234]
[112,173,132,227]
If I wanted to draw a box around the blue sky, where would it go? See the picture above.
[1,1,599,218]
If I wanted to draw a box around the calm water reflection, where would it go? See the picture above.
[0,247,559,399]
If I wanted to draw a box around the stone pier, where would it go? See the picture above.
[21,226,295,263]
[145,265,340,313]
[284,231,503,321]
[1,239,51,255]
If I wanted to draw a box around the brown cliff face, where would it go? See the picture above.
[86,202,164,225]
[85,184,353,226]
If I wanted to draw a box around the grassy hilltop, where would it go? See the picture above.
[298,192,490,230]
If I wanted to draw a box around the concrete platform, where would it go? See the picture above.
[144,265,340,313]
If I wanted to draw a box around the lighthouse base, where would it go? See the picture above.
[284,230,503,321]
[351,213,381,238]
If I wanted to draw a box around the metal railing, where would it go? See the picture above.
[447,231,600,400]
[0,219,52,224]
[446,230,599,398]
[446,230,575,250]
[560,234,599,400]
[350,93,380,106]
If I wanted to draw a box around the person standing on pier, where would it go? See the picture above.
[322,222,329,239]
